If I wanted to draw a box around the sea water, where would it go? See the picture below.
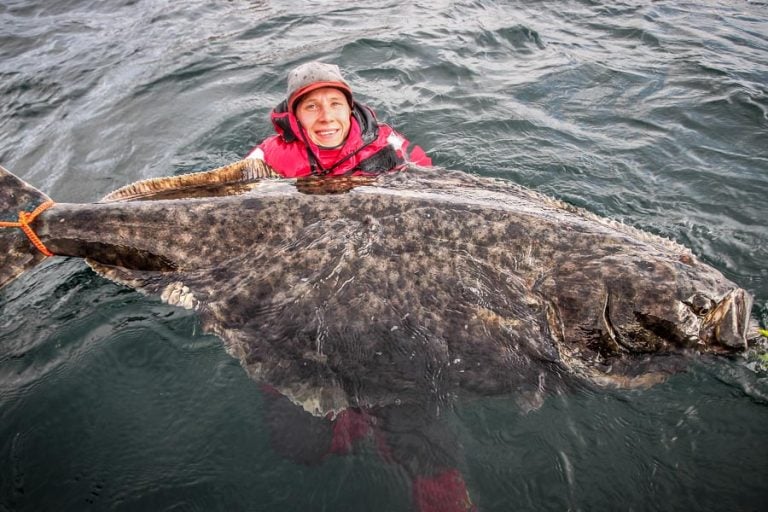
[1,1,767,510]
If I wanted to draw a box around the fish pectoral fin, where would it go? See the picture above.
[100,159,281,202]
[87,258,213,312]
[86,259,148,289]
[295,175,379,195]
[590,371,669,389]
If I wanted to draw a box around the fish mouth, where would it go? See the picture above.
[700,288,752,351]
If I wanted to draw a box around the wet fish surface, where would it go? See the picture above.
[0,160,757,416]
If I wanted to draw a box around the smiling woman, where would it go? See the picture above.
[244,61,432,177]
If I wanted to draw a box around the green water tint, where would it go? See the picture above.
[755,329,768,365]
[743,329,768,372]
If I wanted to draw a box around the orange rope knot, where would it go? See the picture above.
[0,200,56,257]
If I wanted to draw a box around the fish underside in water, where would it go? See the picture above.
[0,160,757,417]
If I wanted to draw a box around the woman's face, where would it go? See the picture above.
[295,87,351,148]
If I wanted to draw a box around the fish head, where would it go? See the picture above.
[606,281,753,355]
[691,288,752,352]
[549,256,754,358]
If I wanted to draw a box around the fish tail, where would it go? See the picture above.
[0,164,54,290]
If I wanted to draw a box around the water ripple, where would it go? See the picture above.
[2,0,768,510]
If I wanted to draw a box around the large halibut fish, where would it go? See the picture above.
[0,160,757,415]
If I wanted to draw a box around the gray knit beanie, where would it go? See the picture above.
[286,61,353,111]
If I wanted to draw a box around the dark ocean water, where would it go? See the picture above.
[1,1,767,511]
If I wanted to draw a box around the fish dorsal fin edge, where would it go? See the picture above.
[100,159,281,202]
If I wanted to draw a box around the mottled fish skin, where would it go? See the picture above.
[0,164,755,415]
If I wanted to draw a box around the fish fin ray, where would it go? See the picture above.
[87,259,208,312]
[100,159,281,202]
[86,259,158,292]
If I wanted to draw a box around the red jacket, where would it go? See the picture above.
[245,101,431,178]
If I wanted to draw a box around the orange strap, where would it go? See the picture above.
[0,200,55,257]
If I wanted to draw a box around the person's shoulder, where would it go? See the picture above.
[244,134,290,161]
[380,125,433,167]
[256,134,288,153]
[244,146,265,160]
[372,122,399,142]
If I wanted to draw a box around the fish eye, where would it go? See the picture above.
[683,293,716,316]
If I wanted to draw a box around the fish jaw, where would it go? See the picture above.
[700,288,752,351]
